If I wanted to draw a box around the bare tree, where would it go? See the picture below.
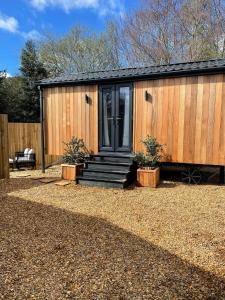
[38,23,121,76]
[120,0,225,66]
[178,0,225,60]
[38,1,225,74]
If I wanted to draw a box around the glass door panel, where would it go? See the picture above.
[99,83,132,152]
[99,86,115,151]
[118,86,130,148]
[115,84,132,151]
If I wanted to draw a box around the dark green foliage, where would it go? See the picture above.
[134,152,148,168]
[19,40,48,122]
[0,41,48,122]
[134,135,164,169]
[63,137,89,165]
[0,71,8,114]
[142,135,163,158]
[20,40,47,79]
[0,76,25,121]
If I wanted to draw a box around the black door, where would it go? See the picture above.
[99,83,133,152]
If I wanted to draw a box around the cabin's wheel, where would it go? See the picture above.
[181,167,202,184]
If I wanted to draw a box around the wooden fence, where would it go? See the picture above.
[0,114,9,178]
[8,122,59,167]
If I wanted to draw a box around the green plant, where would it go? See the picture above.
[63,137,89,164]
[134,151,148,168]
[134,135,164,169]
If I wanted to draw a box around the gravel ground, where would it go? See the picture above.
[0,167,224,299]
[9,165,61,179]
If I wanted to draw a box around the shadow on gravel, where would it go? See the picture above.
[158,182,178,189]
[0,178,42,194]
[0,195,224,299]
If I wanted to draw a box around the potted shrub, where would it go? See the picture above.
[134,136,164,188]
[61,137,89,181]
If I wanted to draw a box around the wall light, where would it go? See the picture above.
[145,90,152,102]
[85,94,90,104]
[145,90,149,101]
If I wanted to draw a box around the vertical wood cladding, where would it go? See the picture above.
[133,74,225,166]
[44,85,98,155]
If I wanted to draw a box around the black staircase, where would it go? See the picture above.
[76,153,137,188]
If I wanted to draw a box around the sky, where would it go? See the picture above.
[0,0,138,76]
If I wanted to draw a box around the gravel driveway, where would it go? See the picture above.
[0,169,225,299]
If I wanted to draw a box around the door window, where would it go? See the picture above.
[118,86,130,148]
[102,88,113,147]
[99,84,132,152]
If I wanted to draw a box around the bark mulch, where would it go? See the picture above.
[0,172,225,299]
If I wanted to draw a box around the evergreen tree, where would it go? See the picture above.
[1,76,25,122]
[0,71,8,114]
[20,40,47,122]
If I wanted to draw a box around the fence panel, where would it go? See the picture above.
[8,123,59,167]
[0,114,9,178]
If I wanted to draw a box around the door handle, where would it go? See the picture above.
[107,117,122,120]
[107,117,116,125]
[115,117,123,126]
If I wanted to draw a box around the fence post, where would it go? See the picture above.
[0,114,9,179]
[38,85,45,173]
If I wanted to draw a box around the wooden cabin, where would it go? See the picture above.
[38,58,225,187]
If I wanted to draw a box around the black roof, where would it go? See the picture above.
[38,58,225,86]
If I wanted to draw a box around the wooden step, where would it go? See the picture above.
[76,177,128,189]
[82,169,131,180]
[94,152,134,158]
[85,161,133,171]
[76,153,136,188]
[90,153,134,163]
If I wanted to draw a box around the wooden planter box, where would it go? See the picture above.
[61,163,84,181]
[137,167,160,188]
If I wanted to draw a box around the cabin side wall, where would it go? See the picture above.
[133,74,225,166]
[43,85,98,155]
[44,74,225,166]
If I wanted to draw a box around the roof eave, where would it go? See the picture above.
[36,67,225,88]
